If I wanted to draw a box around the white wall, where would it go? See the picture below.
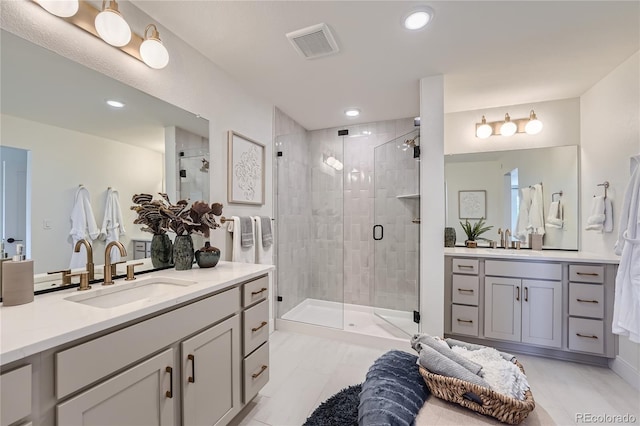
[1,114,163,273]
[581,52,640,382]
[0,1,274,260]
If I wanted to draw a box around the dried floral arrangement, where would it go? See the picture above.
[131,193,224,237]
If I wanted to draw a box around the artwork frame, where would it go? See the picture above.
[227,130,265,205]
[458,190,486,219]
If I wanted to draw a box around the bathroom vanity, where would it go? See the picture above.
[0,262,273,426]
[445,248,619,365]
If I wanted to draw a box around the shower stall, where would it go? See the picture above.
[275,114,420,338]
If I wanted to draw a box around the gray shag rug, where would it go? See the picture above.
[303,384,361,426]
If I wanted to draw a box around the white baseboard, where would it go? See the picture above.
[609,356,640,391]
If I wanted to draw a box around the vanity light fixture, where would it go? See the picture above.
[500,113,517,137]
[95,0,131,47]
[32,0,170,69]
[323,154,343,171]
[475,110,543,138]
[33,0,79,17]
[345,108,360,117]
[140,24,169,69]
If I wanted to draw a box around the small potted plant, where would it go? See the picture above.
[460,218,493,248]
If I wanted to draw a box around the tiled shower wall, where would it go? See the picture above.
[274,108,313,315]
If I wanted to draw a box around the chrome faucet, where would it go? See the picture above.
[103,241,127,286]
[497,228,504,248]
[74,239,95,281]
[504,229,512,248]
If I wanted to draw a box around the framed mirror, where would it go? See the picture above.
[0,31,210,293]
[445,145,579,250]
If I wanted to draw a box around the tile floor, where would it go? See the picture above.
[230,330,639,426]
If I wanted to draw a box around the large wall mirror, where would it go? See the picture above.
[0,31,209,293]
[445,145,579,250]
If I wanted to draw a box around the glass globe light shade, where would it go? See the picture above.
[500,114,517,137]
[36,0,79,17]
[95,8,131,47]
[525,110,543,135]
[334,161,344,171]
[326,156,337,167]
[140,38,169,69]
[476,116,492,139]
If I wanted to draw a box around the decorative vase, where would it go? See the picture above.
[195,242,221,268]
[173,235,194,270]
[444,227,456,247]
[150,234,173,269]
[465,240,478,248]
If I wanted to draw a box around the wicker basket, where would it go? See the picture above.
[418,360,535,425]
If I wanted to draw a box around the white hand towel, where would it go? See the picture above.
[227,216,256,263]
[253,216,273,265]
[99,188,126,262]
[546,200,564,229]
[515,187,532,242]
[69,186,99,269]
[586,195,606,231]
[528,183,545,236]
[603,198,614,233]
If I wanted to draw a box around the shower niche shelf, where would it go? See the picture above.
[396,193,420,199]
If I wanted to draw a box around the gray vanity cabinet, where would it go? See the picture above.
[484,277,522,342]
[182,315,241,426]
[57,349,175,425]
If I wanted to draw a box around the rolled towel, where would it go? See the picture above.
[239,216,254,247]
[417,345,491,389]
[586,195,606,231]
[411,334,484,376]
[546,200,564,229]
[444,338,516,363]
[603,198,613,233]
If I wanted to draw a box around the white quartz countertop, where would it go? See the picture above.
[444,247,620,264]
[0,261,274,366]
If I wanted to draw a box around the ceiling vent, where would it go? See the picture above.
[286,23,339,59]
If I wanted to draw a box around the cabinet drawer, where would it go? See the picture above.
[569,265,604,283]
[486,260,561,280]
[569,283,604,319]
[243,342,269,403]
[569,318,604,354]
[243,275,269,307]
[243,300,269,356]
[452,275,479,306]
[1,364,31,426]
[56,287,240,399]
[452,259,479,275]
[451,305,478,337]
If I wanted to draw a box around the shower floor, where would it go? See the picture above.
[280,298,417,339]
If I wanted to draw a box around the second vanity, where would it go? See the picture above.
[445,248,620,365]
[0,261,274,426]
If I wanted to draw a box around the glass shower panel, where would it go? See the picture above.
[275,130,344,329]
[373,130,420,335]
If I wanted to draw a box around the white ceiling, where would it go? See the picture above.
[132,1,639,131]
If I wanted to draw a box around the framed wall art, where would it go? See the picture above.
[458,190,486,219]
[228,130,265,205]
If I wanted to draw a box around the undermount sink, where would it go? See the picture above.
[64,277,197,309]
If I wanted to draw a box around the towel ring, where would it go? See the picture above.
[596,181,609,199]
[551,191,563,201]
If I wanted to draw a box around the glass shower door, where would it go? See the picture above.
[373,130,420,335]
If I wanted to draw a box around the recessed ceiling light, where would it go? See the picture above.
[345,108,360,117]
[403,8,434,30]
[106,100,125,108]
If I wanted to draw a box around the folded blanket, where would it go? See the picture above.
[452,346,530,401]
[411,334,484,376]
[444,338,516,362]
[359,350,429,426]
[417,345,491,389]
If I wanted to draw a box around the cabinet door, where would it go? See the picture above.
[57,349,175,426]
[484,277,521,342]
[521,279,562,348]
[182,315,241,426]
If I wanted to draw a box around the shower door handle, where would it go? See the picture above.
[373,225,383,241]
